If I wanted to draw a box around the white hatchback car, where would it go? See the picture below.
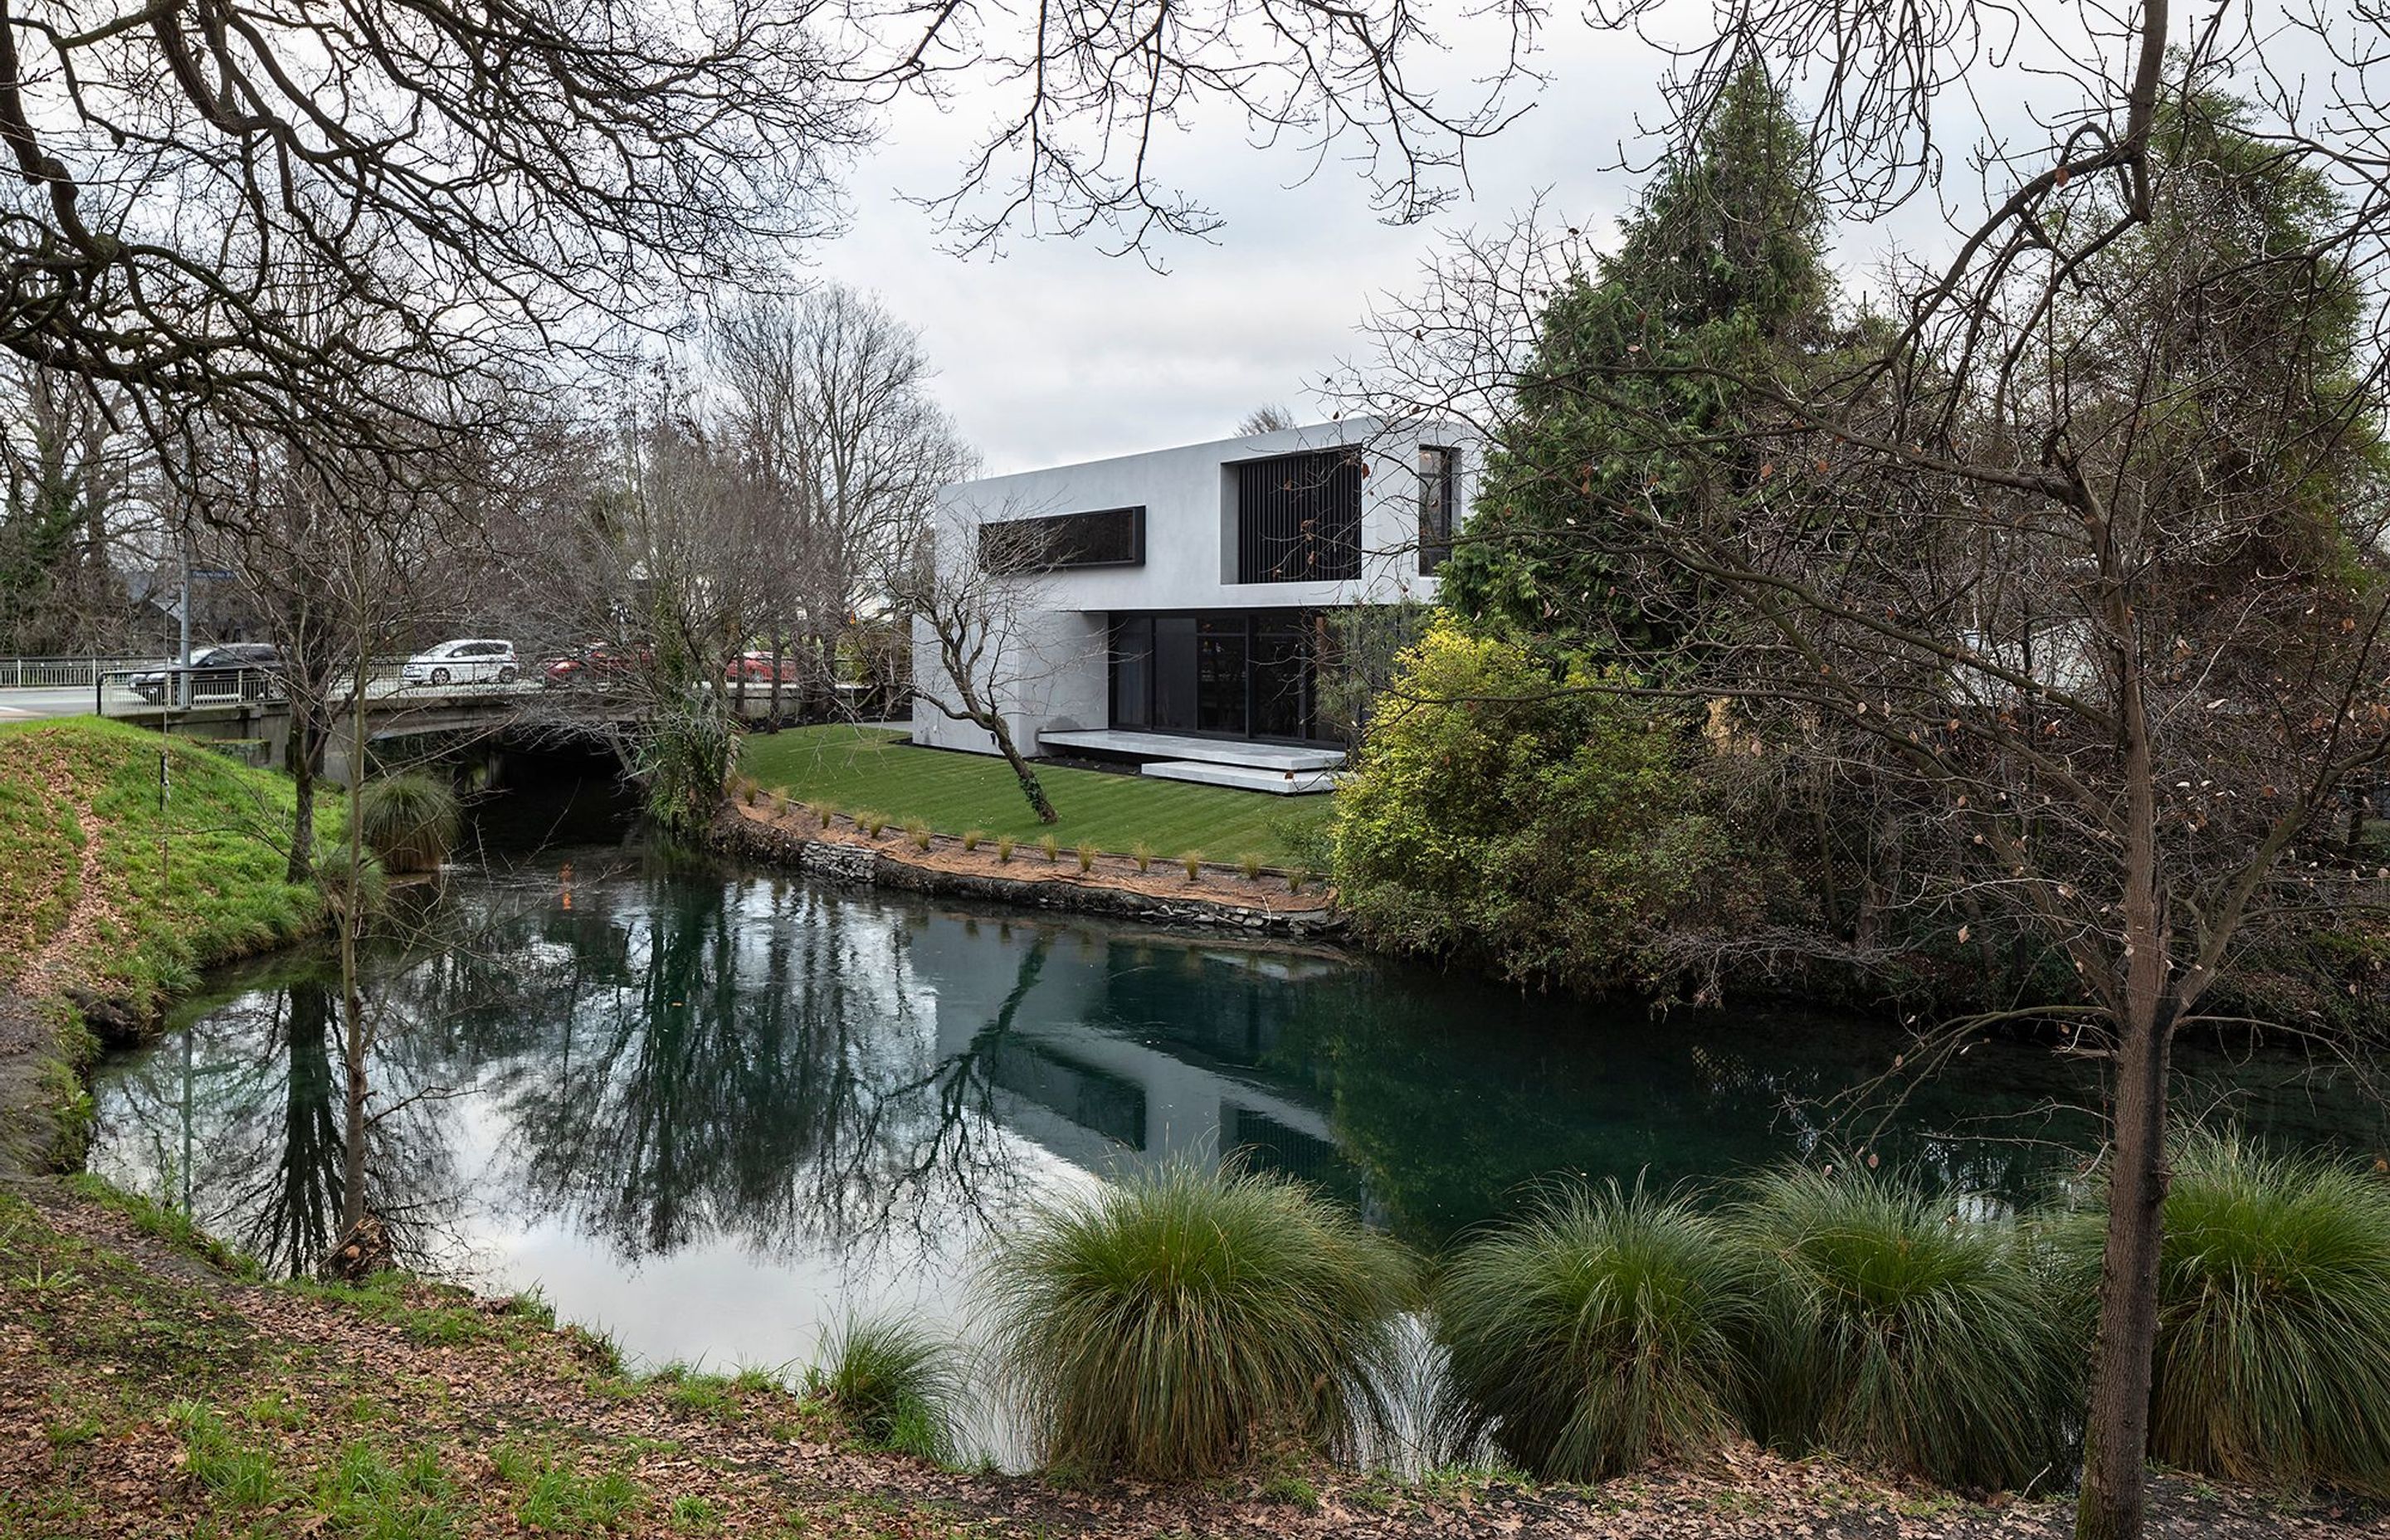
[403,639,519,686]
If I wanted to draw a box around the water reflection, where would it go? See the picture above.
[87,844,2390,1372]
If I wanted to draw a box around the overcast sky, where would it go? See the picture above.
[806,23,1667,475]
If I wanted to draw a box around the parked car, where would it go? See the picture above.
[726,651,804,685]
[404,638,519,687]
[542,642,649,689]
[129,644,284,705]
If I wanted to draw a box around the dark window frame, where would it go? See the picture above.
[978,505,1146,572]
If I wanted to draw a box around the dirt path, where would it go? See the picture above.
[3,1180,2381,1540]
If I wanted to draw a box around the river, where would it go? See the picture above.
[84,808,2390,1391]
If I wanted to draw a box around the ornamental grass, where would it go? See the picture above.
[2056,1133,2390,1495]
[1434,1180,1762,1481]
[981,1165,1417,1479]
[1733,1163,2076,1493]
[356,773,460,875]
[808,1314,965,1464]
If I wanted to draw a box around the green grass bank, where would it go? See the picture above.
[0,717,329,1171]
[740,724,1334,869]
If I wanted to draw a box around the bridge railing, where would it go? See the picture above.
[94,665,293,717]
[89,662,546,719]
[0,655,168,690]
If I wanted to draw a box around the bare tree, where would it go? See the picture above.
[888,514,1089,823]
[1359,28,2390,1540]
[713,288,976,721]
[1237,403,1300,436]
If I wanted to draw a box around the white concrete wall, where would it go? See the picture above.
[910,417,1475,755]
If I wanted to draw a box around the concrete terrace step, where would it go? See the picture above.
[1038,727,1345,772]
[1139,759,1340,796]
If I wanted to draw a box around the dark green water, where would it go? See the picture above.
[86,834,2390,1377]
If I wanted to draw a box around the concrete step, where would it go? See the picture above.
[1140,759,1340,795]
[1041,727,1344,772]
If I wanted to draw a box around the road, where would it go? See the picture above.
[0,687,104,720]
[0,675,543,723]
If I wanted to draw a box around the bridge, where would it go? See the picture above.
[0,655,811,768]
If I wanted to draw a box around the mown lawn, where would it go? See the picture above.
[739,725,1336,869]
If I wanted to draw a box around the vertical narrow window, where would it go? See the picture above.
[1418,446,1457,574]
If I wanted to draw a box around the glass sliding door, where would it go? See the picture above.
[1109,609,1339,743]
[1196,618,1248,736]
[1251,621,1311,741]
[1153,617,1198,732]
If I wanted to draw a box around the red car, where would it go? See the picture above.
[725,651,804,684]
[542,643,650,689]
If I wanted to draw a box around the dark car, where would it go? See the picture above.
[542,643,650,689]
[129,644,285,705]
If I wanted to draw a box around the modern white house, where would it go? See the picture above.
[909,417,1472,792]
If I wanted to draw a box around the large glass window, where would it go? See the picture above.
[1109,611,1339,742]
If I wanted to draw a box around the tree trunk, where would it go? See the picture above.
[285,704,319,883]
[336,652,372,1235]
[2075,987,2173,1540]
[983,711,1058,823]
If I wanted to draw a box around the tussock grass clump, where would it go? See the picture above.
[996,835,1015,863]
[1038,833,1059,864]
[314,843,388,922]
[1239,851,1265,882]
[906,820,933,852]
[1734,1164,2075,1492]
[1182,851,1203,881]
[2056,1133,2390,1494]
[1076,842,1095,874]
[1133,841,1154,874]
[983,1164,1417,1479]
[809,1314,964,1464]
[862,811,888,838]
[817,802,836,830]
[357,773,459,875]
[1436,1181,1762,1482]
[963,829,983,853]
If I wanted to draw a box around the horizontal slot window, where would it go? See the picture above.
[979,505,1146,571]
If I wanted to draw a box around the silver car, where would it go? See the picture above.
[403,639,519,686]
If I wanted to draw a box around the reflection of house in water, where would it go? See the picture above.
[905,912,1367,1208]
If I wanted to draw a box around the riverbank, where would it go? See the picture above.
[0,719,327,1173]
[712,798,1345,935]
[7,1177,2375,1539]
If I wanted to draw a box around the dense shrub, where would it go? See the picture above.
[1436,1181,1761,1481]
[356,773,460,875]
[2056,1134,2390,1494]
[1734,1164,2076,1492]
[1330,619,1719,993]
[809,1315,963,1464]
[982,1165,1416,1479]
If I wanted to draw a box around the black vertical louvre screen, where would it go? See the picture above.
[1236,451,1363,583]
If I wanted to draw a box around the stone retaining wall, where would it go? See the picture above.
[710,811,1345,938]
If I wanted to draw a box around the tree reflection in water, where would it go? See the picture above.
[98,963,463,1279]
[87,845,2390,1341]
